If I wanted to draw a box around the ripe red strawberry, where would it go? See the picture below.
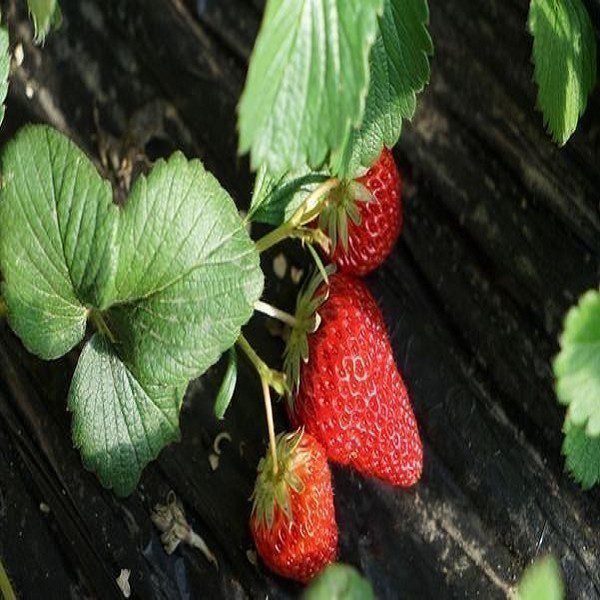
[319,148,403,276]
[250,430,338,583]
[284,272,422,487]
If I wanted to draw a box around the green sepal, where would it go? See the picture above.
[283,266,335,398]
[318,181,371,252]
[251,429,309,529]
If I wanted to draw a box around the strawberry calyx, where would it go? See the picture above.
[251,429,310,529]
[318,180,372,252]
[283,266,334,399]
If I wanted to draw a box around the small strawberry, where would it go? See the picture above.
[319,148,403,276]
[250,430,338,583]
[284,272,422,487]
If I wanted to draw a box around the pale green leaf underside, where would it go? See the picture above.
[69,334,184,496]
[528,0,597,145]
[238,0,384,176]
[342,0,433,176]
[27,0,61,43]
[0,25,9,127]
[553,289,600,437]
[303,564,375,600]
[562,417,600,488]
[517,556,564,600]
[249,164,330,226]
[0,125,118,359]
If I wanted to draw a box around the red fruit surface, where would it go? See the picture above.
[332,148,403,276]
[289,274,422,487]
[250,432,338,583]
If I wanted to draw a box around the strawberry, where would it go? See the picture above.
[284,272,422,487]
[250,430,338,583]
[319,149,403,276]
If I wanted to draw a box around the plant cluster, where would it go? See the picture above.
[0,0,597,593]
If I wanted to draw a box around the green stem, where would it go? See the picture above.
[254,300,298,328]
[0,296,7,319]
[254,178,339,254]
[0,559,16,600]
[89,309,116,344]
[237,334,284,474]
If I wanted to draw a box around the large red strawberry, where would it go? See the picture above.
[319,148,403,276]
[284,272,422,487]
[250,430,338,583]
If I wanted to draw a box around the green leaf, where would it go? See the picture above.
[0,125,118,359]
[562,416,600,488]
[27,0,61,44]
[249,165,330,226]
[105,151,264,388]
[553,289,600,437]
[214,347,238,420]
[69,334,184,496]
[517,556,564,600]
[238,0,384,176]
[0,125,264,493]
[0,25,9,128]
[341,0,433,176]
[528,0,597,145]
[302,564,375,600]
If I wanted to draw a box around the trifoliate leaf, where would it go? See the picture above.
[340,0,433,176]
[528,0,597,145]
[302,564,375,600]
[27,0,61,44]
[69,334,185,496]
[105,151,263,388]
[249,165,330,226]
[0,25,9,128]
[214,347,238,420]
[517,556,564,600]
[0,125,264,494]
[554,289,600,437]
[0,125,118,359]
[562,417,600,488]
[238,0,384,176]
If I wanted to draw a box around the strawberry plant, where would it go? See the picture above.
[0,0,597,593]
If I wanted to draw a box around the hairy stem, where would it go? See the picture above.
[255,178,339,253]
[254,300,298,328]
[236,334,281,474]
[0,559,16,600]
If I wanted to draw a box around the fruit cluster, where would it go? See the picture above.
[250,150,423,582]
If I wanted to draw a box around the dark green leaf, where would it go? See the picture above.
[528,0,597,145]
[214,347,238,420]
[0,125,118,359]
[340,0,433,176]
[302,564,374,600]
[238,0,384,175]
[69,334,185,496]
[562,417,600,489]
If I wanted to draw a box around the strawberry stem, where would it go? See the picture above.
[254,300,298,328]
[236,334,287,474]
[260,375,278,475]
[0,559,16,600]
[254,178,339,254]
